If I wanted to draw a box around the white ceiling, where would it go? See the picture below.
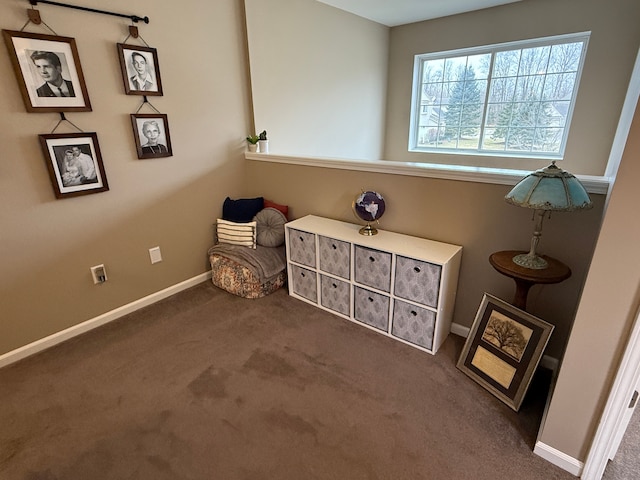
[317,0,523,27]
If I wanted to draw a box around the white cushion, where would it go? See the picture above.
[216,219,256,249]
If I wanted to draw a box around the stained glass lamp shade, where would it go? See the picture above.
[505,162,593,269]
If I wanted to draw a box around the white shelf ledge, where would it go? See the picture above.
[244,152,610,195]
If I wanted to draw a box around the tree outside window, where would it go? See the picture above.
[411,33,588,159]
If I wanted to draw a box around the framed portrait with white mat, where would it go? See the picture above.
[130,113,172,159]
[3,30,91,112]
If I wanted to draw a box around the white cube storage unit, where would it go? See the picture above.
[285,215,463,354]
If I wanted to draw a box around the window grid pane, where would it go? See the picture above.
[412,34,587,157]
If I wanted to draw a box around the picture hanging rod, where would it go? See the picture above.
[28,0,149,24]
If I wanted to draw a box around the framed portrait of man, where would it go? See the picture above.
[2,30,92,112]
[130,113,173,159]
[39,132,109,198]
[117,44,163,96]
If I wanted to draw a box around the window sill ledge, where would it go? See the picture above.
[244,152,610,195]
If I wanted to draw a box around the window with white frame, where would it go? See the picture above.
[409,33,589,159]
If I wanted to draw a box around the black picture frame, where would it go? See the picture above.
[456,293,554,411]
[3,30,92,112]
[117,43,163,96]
[130,113,173,159]
[38,133,109,198]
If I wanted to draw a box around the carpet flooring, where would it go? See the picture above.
[0,282,576,479]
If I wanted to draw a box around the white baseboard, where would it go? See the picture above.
[0,272,212,369]
[451,322,559,374]
[450,322,471,338]
[453,322,573,475]
[534,441,584,476]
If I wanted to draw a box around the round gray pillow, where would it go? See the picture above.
[253,207,287,247]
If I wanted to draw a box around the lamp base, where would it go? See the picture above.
[359,223,378,236]
[512,253,548,270]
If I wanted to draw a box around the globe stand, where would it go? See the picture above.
[353,190,385,237]
[359,223,378,236]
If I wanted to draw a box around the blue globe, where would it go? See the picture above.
[353,191,386,223]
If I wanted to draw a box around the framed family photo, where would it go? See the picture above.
[3,30,91,112]
[38,132,109,199]
[457,293,554,411]
[130,113,173,159]
[117,44,163,96]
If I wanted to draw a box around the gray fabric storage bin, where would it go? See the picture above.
[392,299,436,350]
[354,245,391,293]
[320,274,350,316]
[290,264,317,303]
[353,286,389,332]
[319,235,350,279]
[394,255,441,308]
[288,229,316,267]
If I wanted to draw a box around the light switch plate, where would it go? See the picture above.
[149,246,162,264]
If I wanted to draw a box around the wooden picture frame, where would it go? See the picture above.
[456,293,554,411]
[130,113,173,159]
[3,30,91,112]
[117,44,163,96]
[38,133,109,198]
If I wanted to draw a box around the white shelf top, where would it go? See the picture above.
[286,215,462,264]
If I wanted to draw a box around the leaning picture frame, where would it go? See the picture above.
[3,30,91,112]
[117,43,163,96]
[456,293,554,411]
[130,113,173,159]
[38,132,109,199]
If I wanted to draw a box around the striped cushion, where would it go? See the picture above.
[216,219,256,248]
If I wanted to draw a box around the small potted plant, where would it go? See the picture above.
[246,134,259,152]
[257,130,268,154]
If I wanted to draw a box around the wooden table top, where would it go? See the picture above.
[489,250,572,284]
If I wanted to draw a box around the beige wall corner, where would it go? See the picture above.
[0,0,251,356]
[244,159,604,361]
[538,101,640,460]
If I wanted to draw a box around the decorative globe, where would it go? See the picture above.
[353,190,386,235]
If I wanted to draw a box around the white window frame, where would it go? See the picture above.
[408,32,590,160]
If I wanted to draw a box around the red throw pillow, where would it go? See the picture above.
[264,199,289,220]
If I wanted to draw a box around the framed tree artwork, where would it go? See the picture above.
[39,132,109,198]
[457,293,554,411]
[2,30,91,112]
[130,113,173,159]
[117,44,163,96]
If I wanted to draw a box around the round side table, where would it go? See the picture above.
[489,250,571,311]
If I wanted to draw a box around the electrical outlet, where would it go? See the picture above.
[149,246,162,264]
[90,264,107,284]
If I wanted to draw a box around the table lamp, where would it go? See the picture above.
[504,161,593,269]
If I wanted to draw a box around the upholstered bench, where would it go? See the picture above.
[208,244,286,298]
[208,197,288,298]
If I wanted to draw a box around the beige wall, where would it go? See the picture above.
[245,0,640,175]
[245,0,388,159]
[385,0,640,176]
[244,161,604,359]
[1,0,637,468]
[539,102,640,459]
[0,0,251,355]
[243,0,640,464]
